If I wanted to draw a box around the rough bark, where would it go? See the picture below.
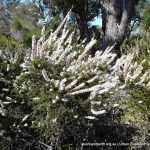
[100,0,134,57]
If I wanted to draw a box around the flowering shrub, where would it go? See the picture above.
[0,12,150,149]
[13,12,150,147]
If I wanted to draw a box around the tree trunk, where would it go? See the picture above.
[76,16,90,41]
[100,0,134,57]
[74,1,91,41]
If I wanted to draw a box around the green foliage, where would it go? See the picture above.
[122,32,150,62]
[0,1,40,49]
[143,4,150,30]
[12,17,27,32]
[120,84,150,150]
[0,35,19,48]
[0,48,39,149]
[22,28,41,48]
[122,83,150,123]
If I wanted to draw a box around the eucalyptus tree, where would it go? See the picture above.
[43,0,147,56]
[98,0,147,57]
